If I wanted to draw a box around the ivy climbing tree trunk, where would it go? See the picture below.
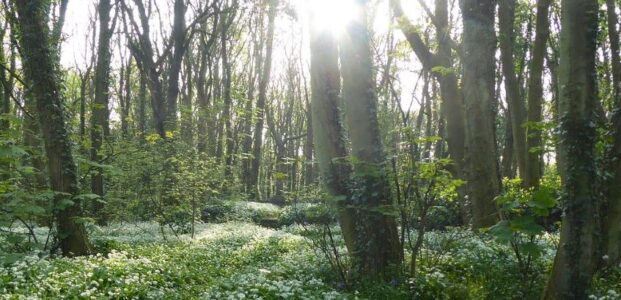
[460,0,501,229]
[14,0,91,256]
[543,0,599,297]
[340,0,402,278]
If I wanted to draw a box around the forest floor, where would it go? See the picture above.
[1,218,620,299]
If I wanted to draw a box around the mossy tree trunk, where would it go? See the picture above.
[603,0,621,266]
[543,0,599,297]
[339,0,402,278]
[14,0,91,256]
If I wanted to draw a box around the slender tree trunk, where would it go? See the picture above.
[138,72,147,139]
[91,0,113,226]
[460,0,501,229]
[543,0,599,297]
[14,0,90,256]
[525,0,552,188]
[340,0,402,278]
[221,9,235,175]
[603,0,621,265]
[498,0,528,180]
[249,0,277,199]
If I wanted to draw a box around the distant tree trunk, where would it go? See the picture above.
[249,0,277,199]
[197,18,219,153]
[501,109,516,178]
[302,78,314,186]
[91,0,114,226]
[543,0,599,297]
[181,52,194,145]
[603,0,621,266]
[14,0,90,256]
[220,8,235,175]
[138,72,147,139]
[525,0,552,188]
[242,15,263,191]
[120,57,132,139]
[460,0,500,228]
[498,0,528,180]
[340,0,402,278]
[0,26,10,131]
[165,0,186,132]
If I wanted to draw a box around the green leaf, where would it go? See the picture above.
[488,220,513,244]
[510,216,544,236]
[519,242,542,259]
[56,198,75,210]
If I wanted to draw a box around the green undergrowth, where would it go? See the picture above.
[1,222,620,299]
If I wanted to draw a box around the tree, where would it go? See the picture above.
[309,11,358,272]
[525,0,552,188]
[339,0,402,277]
[544,0,599,297]
[91,0,115,225]
[249,0,277,199]
[460,0,501,228]
[13,0,90,256]
[498,0,528,181]
[603,0,621,266]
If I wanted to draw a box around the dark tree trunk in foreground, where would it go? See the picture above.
[14,0,90,256]
[460,0,500,229]
[340,0,402,278]
[544,0,598,297]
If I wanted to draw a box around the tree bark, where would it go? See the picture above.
[14,0,91,256]
[603,0,621,266]
[460,0,500,229]
[543,0,599,297]
[498,0,528,181]
[340,0,402,278]
[249,0,277,199]
[91,0,113,225]
[525,0,552,188]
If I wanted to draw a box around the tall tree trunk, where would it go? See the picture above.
[14,0,90,256]
[91,0,113,226]
[249,0,277,199]
[543,0,599,297]
[221,8,235,175]
[138,72,147,139]
[309,17,357,259]
[165,0,186,132]
[460,0,500,229]
[498,0,528,180]
[181,52,194,145]
[603,0,621,266]
[340,0,402,278]
[525,0,552,188]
